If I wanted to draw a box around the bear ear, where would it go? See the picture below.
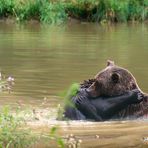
[111,72,120,83]
[107,60,115,67]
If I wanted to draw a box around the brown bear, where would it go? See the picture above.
[81,60,148,119]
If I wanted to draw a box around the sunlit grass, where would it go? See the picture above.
[0,0,147,24]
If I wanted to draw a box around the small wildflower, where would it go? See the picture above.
[7,76,14,82]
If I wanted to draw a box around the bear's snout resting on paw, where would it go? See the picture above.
[87,60,148,118]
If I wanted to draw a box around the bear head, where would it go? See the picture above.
[88,60,140,97]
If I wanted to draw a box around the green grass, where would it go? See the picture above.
[0,0,67,24]
[13,0,67,23]
[0,0,147,24]
[0,0,14,17]
[67,0,148,23]
[0,106,36,148]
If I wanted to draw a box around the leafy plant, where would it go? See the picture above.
[0,106,36,148]
[49,126,65,148]
[0,106,66,148]
[57,83,80,120]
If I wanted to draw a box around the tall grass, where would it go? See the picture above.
[39,0,67,24]
[0,0,14,17]
[68,0,148,23]
[0,0,147,24]
[0,0,67,24]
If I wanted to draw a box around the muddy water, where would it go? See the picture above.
[0,22,148,147]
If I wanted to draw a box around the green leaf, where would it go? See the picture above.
[50,126,57,136]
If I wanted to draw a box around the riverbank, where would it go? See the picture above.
[0,0,147,24]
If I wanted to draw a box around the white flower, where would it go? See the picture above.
[7,76,14,82]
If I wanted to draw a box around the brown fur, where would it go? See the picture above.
[81,60,148,118]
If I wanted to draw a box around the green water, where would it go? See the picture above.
[0,22,148,147]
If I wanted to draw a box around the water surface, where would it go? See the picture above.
[0,22,148,147]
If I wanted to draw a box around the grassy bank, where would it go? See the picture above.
[0,0,147,24]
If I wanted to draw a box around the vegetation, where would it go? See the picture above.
[0,0,147,24]
[0,0,67,24]
[0,73,14,93]
[0,106,36,148]
[0,106,65,148]
[0,73,65,148]
[64,83,80,99]
[57,83,80,120]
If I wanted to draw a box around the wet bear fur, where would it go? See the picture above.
[81,60,148,119]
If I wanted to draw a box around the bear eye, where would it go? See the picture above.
[111,73,120,83]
